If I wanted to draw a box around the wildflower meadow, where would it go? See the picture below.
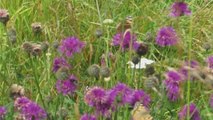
[0,0,213,120]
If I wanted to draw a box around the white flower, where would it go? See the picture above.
[127,58,155,69]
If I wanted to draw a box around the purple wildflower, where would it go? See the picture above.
[210,94,213,109]
[14,97,47,120]
[80,114,96,120]
[52,57,70,73]
[21,102,47,120]
[170,2,191,17]
[14,97,31,110]
[112,30,137,51]
[206,56,213,69]
[56,75,77,96]
[110,83,134,105]
[0,106,7,119]
[0,9,9,24]
[164,70,182,101]
[178,103,201,120]
[59,37,85,57]
[156,27,179,47]
[130,90,151,108]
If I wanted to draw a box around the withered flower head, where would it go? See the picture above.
[10,84,25,100]
[31,22,42,33]
[22,42,33,54]
[31,44,42,56]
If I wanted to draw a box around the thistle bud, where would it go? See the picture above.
[55,67,69,80]
[0,9,9,25]
[95,29,103,38]
[131,55,140,65]
[100,67,110,78]
[7,28,16,44]
[40,41,49,52]
[145,65,155,76]
[22,42,33,54]
[52,41,59,49]
[87,64,100,78]
[31,44,42,56]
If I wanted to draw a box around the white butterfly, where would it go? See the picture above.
[127,58,155,69]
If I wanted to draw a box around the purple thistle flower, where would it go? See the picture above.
[14,97,31,110]
[59,37,85,58]
[52,57,70,73]
[80,114,96,120]
[84,87,113,117]
[170,2,191,17]
[112,30,137,51]
[56,75,78,96]
[206,56,213,69]
[111,83,134,105]
[156,27,179,47]
[178,103,201,120]
[14,97,47,120]
[0,9,9,25]
[0,106,7,119]
[130,90,151,108]
[164,70,182,101]
[84,87,106,107]
[21,102,47,120]
[210,94,213,109]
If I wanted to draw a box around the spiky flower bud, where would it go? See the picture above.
[95,29,103,38]
[10,84,25,100]
[7,28,16,44]
[31,44,42,56]
[145,65,155,76]
[100,67,110,78]
[31,22,42,33]
[87,64,100,78]
[131,55,140,65]
[40,41,49,52]
[0,9,9,25]
[22,42,33,54]
[52,41,59,49]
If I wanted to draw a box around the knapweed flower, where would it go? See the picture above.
[156,27,179,47]
[164,70,182,101]
[130,90,151,108]
[14,97,47,120]
[84,87,113,117]
[0,106,7,119]
[52,57,70,73]
[206,56,213,69]
[112,30,137,51]
[178,103,201,120]
[210,94,213,109]
[0,9,9,25]
[170,2,191,17]
[21,102,47,120]
[80,114,96,120]
[59,37,85,58]
[56,75,77,96]
[110,83,133,105]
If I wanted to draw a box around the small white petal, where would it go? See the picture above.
[127,58,155,69]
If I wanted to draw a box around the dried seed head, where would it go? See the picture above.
[31,22,42,33]
[87,64,100,78]
[145,65,155,76]
[95,29,103,38]
[100,67,110,78]
[31,44,42,56]
[0,9,9,25]
[7,28,16,44]
[40,41,49,52]
[10,84,25,100]
[55,67,70,80]
[131,55,140,65]
[136,43,149,56]
[22,42,33,54]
